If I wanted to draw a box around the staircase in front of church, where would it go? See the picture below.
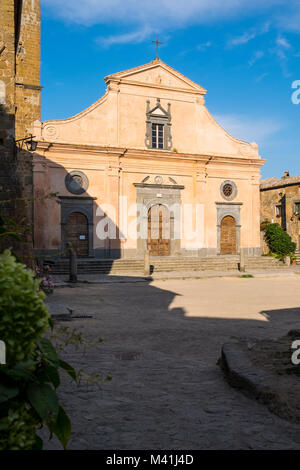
[296,250,300,265]
[47,255,286,275]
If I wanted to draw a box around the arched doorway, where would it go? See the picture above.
[147,204,170,256]
[66,212,89,256]
[220,216,236,254]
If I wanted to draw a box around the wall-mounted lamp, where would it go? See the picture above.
[15,134,37,152]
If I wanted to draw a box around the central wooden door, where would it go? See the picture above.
[147,204,170,256]
[220,216,236,254]
[66,212,89,257]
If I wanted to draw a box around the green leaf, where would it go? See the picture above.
[5,363,36,382]
[50,406,71,450]
[27,383,59,423]
[59,359,77,382]
[37,338,59,366]
[0,382,19,403]
[38,365,60,389]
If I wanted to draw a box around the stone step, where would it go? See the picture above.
[46,255,284,274]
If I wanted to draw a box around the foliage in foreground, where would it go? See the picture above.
[0,250,76,450]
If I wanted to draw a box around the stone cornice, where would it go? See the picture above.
[133,183,185,190]
[109,78,205,96]
[36,141,265,167]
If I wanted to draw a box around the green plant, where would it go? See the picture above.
[0,336,77,450]
[0,250,76,450]
[0,250,49,364]
[263,223,296,257]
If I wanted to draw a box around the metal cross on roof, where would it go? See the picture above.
[152,37,163,59]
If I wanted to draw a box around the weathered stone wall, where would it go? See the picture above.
[260,184,300,249]
[15,0,41,140]
[0,0,41,264]
[0,0,18,224]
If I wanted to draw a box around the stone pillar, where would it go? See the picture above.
[144,249,150,276]
[239,249,246,272]
[68,243,77,283]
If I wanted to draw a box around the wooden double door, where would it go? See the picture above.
[147,204,170,256]
[220,216,236,255]
[66,212,89,257]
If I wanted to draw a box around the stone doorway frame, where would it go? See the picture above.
[134,182,184,257]
[59,196,95,258]
[216,202,242,255]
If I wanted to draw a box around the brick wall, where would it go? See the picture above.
[261,184,300,250]
[15,0,41,140]
[0,0,41,264]
[0,0,18,223]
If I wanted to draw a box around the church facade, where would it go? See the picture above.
[32,58,264,259]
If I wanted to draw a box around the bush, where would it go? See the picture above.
[0,250,49,365]
[0,250,76,450]
[264,223,296,257]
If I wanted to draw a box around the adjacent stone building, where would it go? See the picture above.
[260,171,300,251]
[32,58,264,260]
[0,0,41,262]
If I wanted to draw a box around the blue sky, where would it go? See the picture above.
[41,0,300,179]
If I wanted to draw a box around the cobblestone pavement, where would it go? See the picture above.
[44,276,300,450]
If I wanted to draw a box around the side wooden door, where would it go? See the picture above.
[66,212,89,256]
[220,216,236,254]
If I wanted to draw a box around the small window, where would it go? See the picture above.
[152,123,164,149]
[275,205,282,218]
[223,183,233,198]
[294,202,300,216]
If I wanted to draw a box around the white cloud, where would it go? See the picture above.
[227,22,270,47]
[248,50,264,67]
[270,36,293,76]
[215,113,282,143]
[255,72,269,82]
[42,0,294,29]
[276,36,291,49]
[197,41,212,51]
[277,10,300,33]
[228,31,257,47]
[96,27,155,48]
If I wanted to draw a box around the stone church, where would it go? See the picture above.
[32,57,263,260]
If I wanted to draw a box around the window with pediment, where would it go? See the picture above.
[145,98,172,150]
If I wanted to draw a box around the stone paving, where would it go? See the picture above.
[44,276,300,450]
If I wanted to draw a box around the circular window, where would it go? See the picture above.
[220,180,237,201]
[65,171,89,195]
[223,183,233,197]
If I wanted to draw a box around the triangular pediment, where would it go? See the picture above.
[151,107,166,116]
[148,99,169,117]
[104,58,207,94]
